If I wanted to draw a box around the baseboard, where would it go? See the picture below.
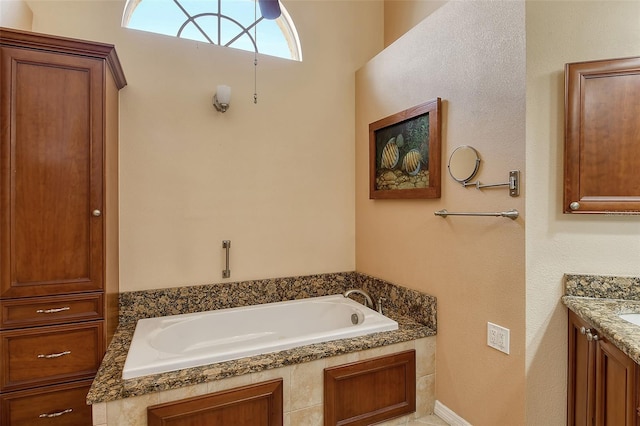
[434,400,472,426]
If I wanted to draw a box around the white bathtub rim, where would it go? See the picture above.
[122,294,398,380]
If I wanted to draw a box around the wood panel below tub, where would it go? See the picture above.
[324,350,416,426]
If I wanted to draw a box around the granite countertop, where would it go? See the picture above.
[87,272,437,404]
[562,274,640,365]
[563,296,640,364]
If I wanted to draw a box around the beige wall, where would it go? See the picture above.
[0,0,33,30]
[356,2,525,424]
[383,0,447,47]
[12,1,640,423]
[525,1,640,424]
[26,0,383,291]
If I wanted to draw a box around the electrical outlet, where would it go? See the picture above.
[487,322,510,354]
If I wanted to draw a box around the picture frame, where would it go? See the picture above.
[369,98,441,199]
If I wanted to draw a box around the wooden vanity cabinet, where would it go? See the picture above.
[0,27,125,425]
[568,311,639,426]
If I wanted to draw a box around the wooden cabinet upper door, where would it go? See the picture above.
[0,46,104,298]
[595,337,637,426]
[564,56,640,214]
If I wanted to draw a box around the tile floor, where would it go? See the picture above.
[408,414,450,425]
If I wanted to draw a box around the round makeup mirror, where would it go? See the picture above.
[448,145,480,183]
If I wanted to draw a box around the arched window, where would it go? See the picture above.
[122,0,302,61]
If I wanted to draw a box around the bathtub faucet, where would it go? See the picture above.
[343,289,375,311]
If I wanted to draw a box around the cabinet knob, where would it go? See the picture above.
[570,202,580,211]
[580,326,587,335]
[92,209,102,217]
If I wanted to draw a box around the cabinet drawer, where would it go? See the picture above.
[1,379,93,426]
[1,293,103,330]
[1,322,104,392]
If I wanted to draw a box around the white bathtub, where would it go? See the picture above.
[122,294,398,379]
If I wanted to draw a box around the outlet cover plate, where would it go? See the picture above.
[487,322,510,354]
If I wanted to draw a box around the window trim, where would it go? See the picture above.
[121,0,302,61]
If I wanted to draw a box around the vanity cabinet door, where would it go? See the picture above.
[568,311,596,426]
[595,337,637,426]
[637,368,640,425]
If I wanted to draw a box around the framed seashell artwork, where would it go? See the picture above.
[369,98,442,199]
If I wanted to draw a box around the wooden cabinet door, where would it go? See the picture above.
[324,350,416,426]
[147,379,283,426]
[595,337,637,426]
[568,311,596,426]
[0,45,104,298]
[564,56,640,214]
[637,368,640,426]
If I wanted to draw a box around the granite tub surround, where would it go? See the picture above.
[359,272,437,328]
[118,271,357,325]
[117,271,437,328]
[91,337,437,426]
[562,273,640,365]
[88,271,437,406]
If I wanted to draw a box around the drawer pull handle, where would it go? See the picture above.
[36,306,71,314]
[39,408,73,418]
[37,350,71,359]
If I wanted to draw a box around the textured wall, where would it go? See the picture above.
[1,0,33,29]
[525,2,640,424]
[383,0,447,47]
[356,2,526,424]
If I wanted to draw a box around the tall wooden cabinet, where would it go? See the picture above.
[568,311,639,426]
[0,28,126,425]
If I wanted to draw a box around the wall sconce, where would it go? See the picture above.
[213,85,231,113]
